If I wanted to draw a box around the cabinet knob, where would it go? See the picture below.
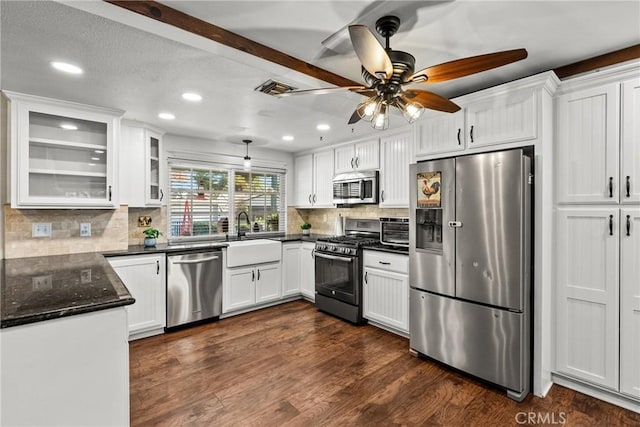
[609,177,614,198]
[609,214,614,236]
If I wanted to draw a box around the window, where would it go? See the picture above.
[169,164,286,239]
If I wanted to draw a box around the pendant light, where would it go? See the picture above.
[242,139,252,171]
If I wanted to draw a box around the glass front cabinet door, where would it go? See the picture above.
[5,92,123,208]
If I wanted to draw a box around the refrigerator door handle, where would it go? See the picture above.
[448,221,463,228]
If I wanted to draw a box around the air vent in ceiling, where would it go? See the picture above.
[255,79,297,96]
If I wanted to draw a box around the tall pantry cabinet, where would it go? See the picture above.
[555,62,640,404]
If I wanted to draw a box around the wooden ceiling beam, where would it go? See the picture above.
[553,44,640,79]
[104,0,361,88]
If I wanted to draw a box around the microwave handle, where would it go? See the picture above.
[359,179,365,200]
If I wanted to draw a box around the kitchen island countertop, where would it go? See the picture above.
[1,252,134,328]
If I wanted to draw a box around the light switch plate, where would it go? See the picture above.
[80,223,91,237]
[32,223,52,238]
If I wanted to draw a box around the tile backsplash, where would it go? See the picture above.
[127,207,167,246]
[3,205,129,259]
[289,206,409,235]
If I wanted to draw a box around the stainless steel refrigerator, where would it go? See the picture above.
[409,148,532,402]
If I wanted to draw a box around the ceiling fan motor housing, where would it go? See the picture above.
[361,49,415,101]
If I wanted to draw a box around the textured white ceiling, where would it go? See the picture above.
[2,0,639,152]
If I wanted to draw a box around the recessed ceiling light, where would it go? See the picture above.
[60,124,78,130]
[316,124,331,131]
[88,163,97,166]
[158,112,175,120]
[182,92,202,102]
[90,157,100,161]
[51,61,83,75]
[94,150,105,154]
[282,135,294,141]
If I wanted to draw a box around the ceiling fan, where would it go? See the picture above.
[278,15,528,130]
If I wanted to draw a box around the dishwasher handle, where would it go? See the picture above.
[171,255,220,264]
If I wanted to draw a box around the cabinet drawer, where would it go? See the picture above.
[363,251,408,274]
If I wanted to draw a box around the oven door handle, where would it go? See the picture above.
[314,252,353,262]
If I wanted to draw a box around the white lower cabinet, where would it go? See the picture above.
[363,250,409,335]
[108,253,166,340]
[556,207,640,398]
[223,261,282,313]
[621,208,640,399]
[300,242,316,300]
[282,242,301,297]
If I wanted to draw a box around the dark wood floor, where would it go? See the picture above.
[130,300,639,426]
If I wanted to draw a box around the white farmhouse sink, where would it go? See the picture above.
[225,239,282,267]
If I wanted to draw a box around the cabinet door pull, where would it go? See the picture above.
[313,194,317,203]
[457,128,461,145]
[609,177,614,198]
[156,260,160,275]
[311,249,315,258]
[159,189,164,202]
[609,214,614,236]
[364,271,368,284]
[252,270,255,282]
[380,190,385,203]
[350,158,355,168]
[470,125,474,143]
[378,261,391,265]
[308,194,312,204]
[626,176,631,198]
[355,157,359,168]
[627,215,631,236]
[108,185,112,201]
[257,269,261,281]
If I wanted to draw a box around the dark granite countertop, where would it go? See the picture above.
[1,252,135,329]
[104,234,329,257]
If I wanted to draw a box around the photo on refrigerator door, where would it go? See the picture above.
[417,171,441,208]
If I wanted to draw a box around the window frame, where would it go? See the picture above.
[167,160,287,242]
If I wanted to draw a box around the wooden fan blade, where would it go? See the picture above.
[276,86,366,97]
[348,108,362,124]
[348,25,393,79]
[352,89,378,97]
[411,48,528,84]
[404,90,461,113]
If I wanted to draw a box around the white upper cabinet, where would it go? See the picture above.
[5,91,122,208]
[416,110,465,156]
[465,90,537,148]
[334,138,379,173]
[293,150,334,208]
[119,123,165,207]
[557,83,620,204]
[379,130,413,207]
[621,78,640,204]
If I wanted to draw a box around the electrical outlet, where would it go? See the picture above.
[32,223,52,238]
[32,275,53,290]
[80,223,91,237]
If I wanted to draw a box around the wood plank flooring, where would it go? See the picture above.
[130,300,640,426]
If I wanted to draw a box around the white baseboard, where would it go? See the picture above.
[552,373,640,413]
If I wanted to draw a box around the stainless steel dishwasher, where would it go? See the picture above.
[166,250,222,329]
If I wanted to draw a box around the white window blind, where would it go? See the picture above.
[169,162,286,240]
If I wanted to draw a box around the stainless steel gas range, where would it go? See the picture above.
[314,218,379,324]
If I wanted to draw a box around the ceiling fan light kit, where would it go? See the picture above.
[280,15,528,131]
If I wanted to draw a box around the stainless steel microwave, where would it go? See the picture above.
[332,170,379,205]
